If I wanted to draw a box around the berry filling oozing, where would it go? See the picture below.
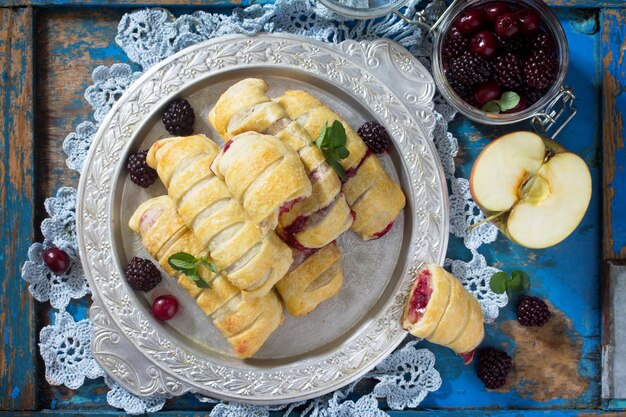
[373,221,394,239]
[406,269,433,324]
[222,140,233,153]
[279,196,304,215]
[280,196,342,249]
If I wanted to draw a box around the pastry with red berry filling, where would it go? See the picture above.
[210,131,312,234]
[209,78,353,249]
[146,134,293,299]
[402,264,484,357]
[276,90,405,241]
[129,195,284,358]
[276,242,344,317]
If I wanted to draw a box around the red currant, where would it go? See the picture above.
[470,31,499,58]
[152,295,179,321]
[455,8,485,35]
[504,94,528,113]
[495,12,522,39]
[43,247,70,274]
[516,8,542,35]
[483,2,510,26]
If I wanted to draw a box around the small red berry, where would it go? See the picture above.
[152,295,179,321]
[43,247,70,274]
[516,8,542,35]
[470,31,499,58]
[474,81,502,106]
[483,2,510,25]
[455,8,485,35]
[495,12,522,39]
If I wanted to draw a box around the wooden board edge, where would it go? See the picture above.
[0,6,37,412]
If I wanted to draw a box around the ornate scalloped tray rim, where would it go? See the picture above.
[77,33,448,404]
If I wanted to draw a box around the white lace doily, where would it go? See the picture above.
[22,0,507,414]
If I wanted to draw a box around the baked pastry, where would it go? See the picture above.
[209,79,353,249]
[276,242,344,316]
[402,264,484,355]
[146,134,293,299]
[211,131,312,233]
[275,90,406,240]
[129,195,284,358]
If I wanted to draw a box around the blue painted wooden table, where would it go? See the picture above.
[0,1,624,416]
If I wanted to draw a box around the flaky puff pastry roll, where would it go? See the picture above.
[208,78,353,249]
[275,90,405,241]
[211,131,312,233]
[146,134,293,299]
[402,264,484,355]
[276,242,344,316]
[129,195,284,358]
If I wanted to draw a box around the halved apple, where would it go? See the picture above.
[469,131,592,249]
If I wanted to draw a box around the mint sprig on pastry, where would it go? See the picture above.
[168,252,217,288]
[315,120,350,180]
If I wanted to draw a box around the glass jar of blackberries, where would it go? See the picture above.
[432,0,575,132]
[318,0,575,135]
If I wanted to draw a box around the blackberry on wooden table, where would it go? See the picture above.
[517,295,551,327]
[476,347,513,389]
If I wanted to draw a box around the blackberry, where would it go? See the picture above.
[517,296,551,327]
[442,31,469,63]
[498,36,530,57]
[162,98,195,136]
[529,31,556,53]
[493,53,523,89]
[449,52,491,86]
[126,150,158,188]
[524,50,559,90]
[521,86,546,105]
[124,257,162,292]
[357,122,391,154]
[476,348,512,389]
[447,75,473,101]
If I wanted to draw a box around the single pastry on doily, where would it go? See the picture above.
[209,78,353,249]
[146,134,292,299]
[276,242,344,316]
[275,90,406,241]
[402,264,485,356]
[129,195,284,358]
[211,131,312,234]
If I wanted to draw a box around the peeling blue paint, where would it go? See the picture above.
[10,387,20,399]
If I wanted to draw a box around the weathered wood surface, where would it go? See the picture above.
[602,8,626,262]
[0,2,617,415]
[0,6,37,412]
[0,0,624,7]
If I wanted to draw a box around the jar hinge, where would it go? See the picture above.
[531,87,577,139]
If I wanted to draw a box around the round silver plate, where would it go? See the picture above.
[77,33,448,404]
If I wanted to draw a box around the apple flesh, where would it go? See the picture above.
[470,131,592,249]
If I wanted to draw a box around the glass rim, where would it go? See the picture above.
[317,0,409,19]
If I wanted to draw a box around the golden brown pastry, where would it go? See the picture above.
[211,131,312,233]
[402,264,484,355]
[146,134,293,299]
[275,90,406,241]
[276,242,344,316]
[208,78,353,249]
[128,195,284,358]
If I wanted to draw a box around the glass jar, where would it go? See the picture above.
[319,0,576,136]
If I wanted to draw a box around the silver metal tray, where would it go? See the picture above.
[77,33,448,404]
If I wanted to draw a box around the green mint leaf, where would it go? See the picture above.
[315,123,328,148]
[489,271,509,294]
[207,262,219,273]
[510,270,530,292]
[184,271,201,281]
[336,147,350,160]
[328,120,347,149]
[194,278,211,288]
[482,101,501,114]
[168,252,199,271]
[326,155,347,181]
[497,91,521,112]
